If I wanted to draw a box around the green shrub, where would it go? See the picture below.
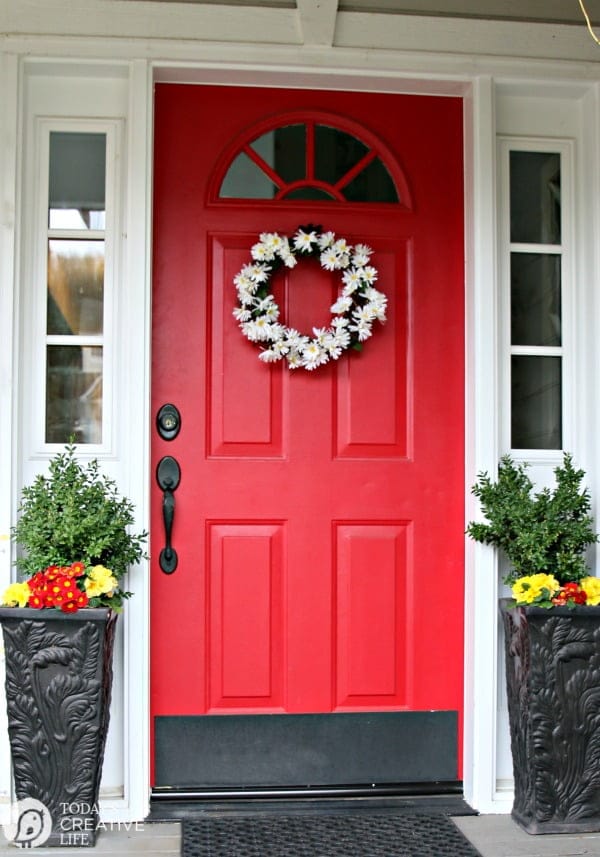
[466,453,598,585]
[12,444,147,585]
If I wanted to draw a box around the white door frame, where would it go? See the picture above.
[2,36,599,819]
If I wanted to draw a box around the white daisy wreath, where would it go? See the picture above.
[233,226,387,371]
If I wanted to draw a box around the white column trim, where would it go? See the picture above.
[100,58,152,823]
[463,75,511,814]
[0,49,20,818]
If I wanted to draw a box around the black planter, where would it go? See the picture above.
[0,607,117,847]
[501,598,600,834]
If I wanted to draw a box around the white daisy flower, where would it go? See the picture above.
[258,348,283,363]
[320,249,342,271]
[247,317,275,342]
[286,351,304,369]
[342,268,362,288]
[284,329,309,351]
[239,264,258,279]
[234,272,255,290]
[255,294,276,310]
[302,342,328,370]
[354,243,372,258]
[332,316,349,330]
[250,263,271,283]
[320,332,342,359]
[364,286,384,301]
[251,242,274,262]
[352,253,370,268]
[260,233,284,253]
[293,230,318,252]
[272,339,290,356]
[364,289,387,320]
[233,307,252,322]
[362,265,378,284]
[268,323,286,341]
[281,252,298,268]
[333,329,351,349]
[318,231,336,250]
[333,238,350,255]
[349,319,373,342]
[237,289,256,307]
[263,304,280,321]
[330,296,353,314]
[276,238,293,261]
[312,327,330,346]
[353,305,378,323]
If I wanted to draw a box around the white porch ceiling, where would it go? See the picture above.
[119,0,600,26]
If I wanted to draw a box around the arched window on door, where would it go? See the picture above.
[212,116,411,207]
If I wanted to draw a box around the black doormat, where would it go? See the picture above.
[182,813,482,856]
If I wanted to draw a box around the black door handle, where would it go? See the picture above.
[156,456,181,574]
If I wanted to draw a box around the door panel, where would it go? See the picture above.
[151,83,464,788]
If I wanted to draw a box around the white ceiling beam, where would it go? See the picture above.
[297,0,339,46]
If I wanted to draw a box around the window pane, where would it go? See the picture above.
[511,356,562,449]
[343,157,399,203]
[46,346,103,444]
[510,151,561,244]
[47,240,104,335]
[219,151,278,199]
[49,132,106,229]
[250,125,306,184]
[511,253,561,346]
[314,124,368,186]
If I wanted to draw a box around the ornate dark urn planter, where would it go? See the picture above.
[501,598,600,834]
[0,607,117,847]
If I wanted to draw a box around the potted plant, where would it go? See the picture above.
[467,452,600,835]
[0,445,146,847]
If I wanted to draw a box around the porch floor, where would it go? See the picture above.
[2,814,600,855]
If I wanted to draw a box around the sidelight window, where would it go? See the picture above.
[502,142,571,452]
[42,128,115,447]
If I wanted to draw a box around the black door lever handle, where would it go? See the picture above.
[156,456,181,574]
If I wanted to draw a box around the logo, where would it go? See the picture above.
[2,798,52,848]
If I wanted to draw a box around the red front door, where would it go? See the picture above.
[151,83,464,790]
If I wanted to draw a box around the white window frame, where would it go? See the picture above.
[28,117,123,457]
[498,136,575,462]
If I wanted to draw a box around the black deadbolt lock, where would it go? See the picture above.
[156,403,181,441]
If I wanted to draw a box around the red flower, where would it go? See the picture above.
[21,564,93,612]
[76,591,89,608]
[551,582,588,606]
[28,572,46,589]
[68,561,86,577]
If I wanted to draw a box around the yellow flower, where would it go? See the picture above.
[581,576,600,606]
[512,573,560,604]
[84,565,118,598]
[1,581,31,607]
